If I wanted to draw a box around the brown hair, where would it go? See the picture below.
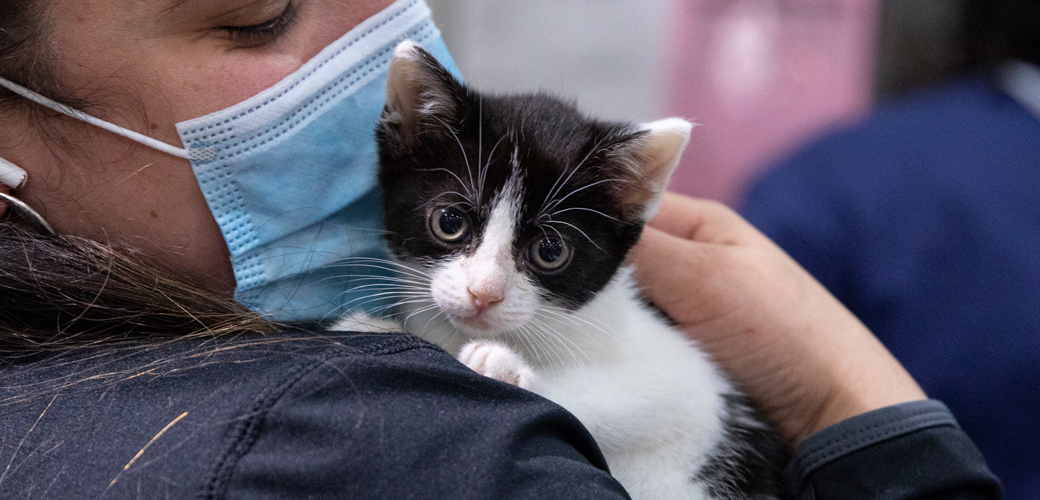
[0,0,84,110]
[0,222,278,356]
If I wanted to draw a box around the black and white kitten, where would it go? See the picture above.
[336,41,785,500]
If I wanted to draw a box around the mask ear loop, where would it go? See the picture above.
[0,157,56,236]
[0,76,190,159]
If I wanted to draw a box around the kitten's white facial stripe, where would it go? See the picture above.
[466,178,521,304]
[428,174,538,336]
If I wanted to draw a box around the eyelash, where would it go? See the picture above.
[222,2,298,46]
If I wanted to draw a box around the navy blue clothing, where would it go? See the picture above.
[0,329,1002,499]
[0,331,628,499]
[789,400,1002,499]
[742,74,1040,499]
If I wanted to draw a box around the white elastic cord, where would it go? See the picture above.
[0,76,190,159]
[0,156,28,189]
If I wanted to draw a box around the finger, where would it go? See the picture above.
[647,192,766,247]
[629,226,712,308]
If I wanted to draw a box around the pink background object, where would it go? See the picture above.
[665,0,879,205]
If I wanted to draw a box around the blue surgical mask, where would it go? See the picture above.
[0,0,458,322]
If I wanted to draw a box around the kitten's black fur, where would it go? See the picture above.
[374,43,786,499]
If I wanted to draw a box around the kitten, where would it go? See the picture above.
[342,41,785,500]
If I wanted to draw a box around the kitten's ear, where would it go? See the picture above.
[383,40,463,142]
[616,118,693,219]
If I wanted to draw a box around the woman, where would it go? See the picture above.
[1,0,1001,497]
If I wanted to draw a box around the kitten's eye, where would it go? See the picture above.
[528,237,570,271]
[430,208,470,243]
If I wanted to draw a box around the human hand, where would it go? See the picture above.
[630,193,926,446]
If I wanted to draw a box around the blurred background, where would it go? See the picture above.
[426,0,967,205]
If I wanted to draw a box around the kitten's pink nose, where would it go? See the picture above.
[468,287,504,314]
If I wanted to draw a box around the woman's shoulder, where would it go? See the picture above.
[0,330,433,497]
[0,330,624,499]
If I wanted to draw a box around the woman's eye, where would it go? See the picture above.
[221,2,298,46]
[528,237,570,271]
[430,208,470,243]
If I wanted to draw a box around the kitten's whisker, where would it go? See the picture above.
[543,220,606,253]
[540,223,567,247]
[528,318,582,367]
[336,278,429,290]
[418,311,454,340]
[331,258,432,278]
[537,304,618,339]
[542,178,624,216]
[516,323,565,376]
[328,271,430,287]
[477,97,484,199]
[336,291,430,307]
[532,316,594,366]
[340,289,429,299]
[433,116,478,200]
[414,167,476,205]
[516,322,560,370]
[480,134,508,197]
[428,191,476,209]
[327,272,430,284]
[512,323,549,373]
[402,303,441,323]
[343,284,430,294]
[332,298,429,320]
[540,137,607,214]
[548,206,620,222]
[337,295,434,318]
[535,307,622,348]
[332,277,431,289]
[373,299,437,318]
[354,299,429,319]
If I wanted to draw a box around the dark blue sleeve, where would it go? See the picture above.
[208,338,630,500]
[786,400,1003,500]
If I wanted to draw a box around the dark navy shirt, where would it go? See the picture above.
[0,329,1001,499]
[0,331,627,499]
[743,74,1040,499]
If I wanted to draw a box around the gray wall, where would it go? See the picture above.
[426,0,671,122]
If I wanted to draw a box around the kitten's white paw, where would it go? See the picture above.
[458,340,538,390]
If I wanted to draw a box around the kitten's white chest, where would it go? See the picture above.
[403,267,733,499]
[524,272,731,499]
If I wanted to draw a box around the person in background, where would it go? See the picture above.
[741,0,1039,497]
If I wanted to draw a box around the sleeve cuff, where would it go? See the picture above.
[786,400,957,481]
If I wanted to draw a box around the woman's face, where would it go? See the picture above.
[2,0,392,291]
